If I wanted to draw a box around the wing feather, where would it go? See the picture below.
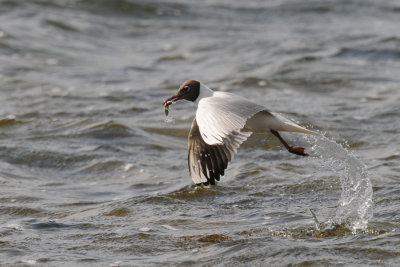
[188,119,251,185]
[196,92,266,145]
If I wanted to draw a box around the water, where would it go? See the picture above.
[308,136,373,233]
[1,0,400,265]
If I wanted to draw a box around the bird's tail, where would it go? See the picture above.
[271,112,323,137]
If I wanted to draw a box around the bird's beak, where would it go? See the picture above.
[163,93,182,108]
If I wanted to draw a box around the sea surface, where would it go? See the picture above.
[0,0,400,266]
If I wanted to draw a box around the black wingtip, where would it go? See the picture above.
[195,180,219,186]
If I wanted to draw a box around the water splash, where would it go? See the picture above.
[164,115,175,124]
[307,135,373,233]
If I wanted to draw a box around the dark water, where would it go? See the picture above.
[0,0,400,265]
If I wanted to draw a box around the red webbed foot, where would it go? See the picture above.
[288,147,309,156]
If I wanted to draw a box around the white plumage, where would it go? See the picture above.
[196,91,266,145]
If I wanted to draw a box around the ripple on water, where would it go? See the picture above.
[0,206,61,218]
[0,146,95,171]
[77,159,126,174]
[44,18,79,32]
[0,196,42,204]
[79,121,135,139]
[0,117,22,128]
[27,219,96,232]
[177,234,232,249]
[234,77,270,88]
[67,232,178,256]
[334,47,400,61]
[143,127,189,139]
[104,208,130,217]
[57,201,103,207]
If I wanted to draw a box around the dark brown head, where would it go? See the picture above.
[163,80,200,107]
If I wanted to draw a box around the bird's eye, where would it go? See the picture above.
[183,86,189,92]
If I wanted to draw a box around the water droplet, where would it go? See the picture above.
[124,164,134,172]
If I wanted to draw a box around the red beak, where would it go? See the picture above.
[163,94,181,107]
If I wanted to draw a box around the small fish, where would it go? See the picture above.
[163,100,172,117]
[164,105,169,116]
[163,88,185,117]
[163,99,173,117]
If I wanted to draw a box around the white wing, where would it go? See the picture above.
[196,92,266,145]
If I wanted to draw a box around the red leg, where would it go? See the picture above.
[270,130,308,156]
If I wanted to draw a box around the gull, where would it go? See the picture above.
[163,80,322,185]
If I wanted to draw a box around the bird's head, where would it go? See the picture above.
[163,80,200,109]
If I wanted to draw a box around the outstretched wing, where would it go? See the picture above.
[188,118,251,185]
[195,92,266,145]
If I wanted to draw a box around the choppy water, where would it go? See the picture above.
[1,0,400,266]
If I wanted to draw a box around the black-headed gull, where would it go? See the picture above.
[163,80,322,185]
